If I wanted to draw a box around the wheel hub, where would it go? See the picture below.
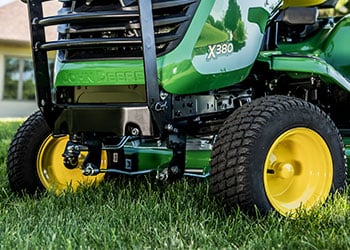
[275,162,295,179]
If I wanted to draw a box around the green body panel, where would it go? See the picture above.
[259,15,350,92]
[321,15,350,78]
[259,52,350,91]
[55,60,145,86]
[124,146,211,173]
[54,0,273,94]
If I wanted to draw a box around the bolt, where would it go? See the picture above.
[67,145,74,154]
[170,165,179,175]
[131,128,140,136]
[165,124,174,131]
[160,90,168,100]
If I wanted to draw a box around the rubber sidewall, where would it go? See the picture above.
[249,99,345,214]
[7,111,51,194]
[210,95,346,215]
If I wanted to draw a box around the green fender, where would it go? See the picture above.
[259,52,350,92]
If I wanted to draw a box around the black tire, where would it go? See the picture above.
[210,95,347,216]
[7,111,48,194]
[7,111,107,195]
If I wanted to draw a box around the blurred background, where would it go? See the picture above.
[0,0,59,118]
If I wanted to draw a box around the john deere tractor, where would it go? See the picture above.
[8,0,349,216]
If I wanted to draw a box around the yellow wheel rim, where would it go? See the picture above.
[282,0,326,8]
[37,135,107,193]
[264,128,333,216]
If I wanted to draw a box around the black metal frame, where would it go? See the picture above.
[27,0,166,134]
[138,0,165,135]
[27,0,58,127]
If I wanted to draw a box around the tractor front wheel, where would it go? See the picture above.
[7,111,106,194]
[210,95,347,216]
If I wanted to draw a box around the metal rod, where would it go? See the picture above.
[183,172,210,178]
[84,168,155,176]
[77,136,131,151]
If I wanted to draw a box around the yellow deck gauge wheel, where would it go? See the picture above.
[37,135,107,193]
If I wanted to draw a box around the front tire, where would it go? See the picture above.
[210,95,347,216]
[7,111,106,194]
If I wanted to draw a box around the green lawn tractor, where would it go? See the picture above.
[8,0,349,217]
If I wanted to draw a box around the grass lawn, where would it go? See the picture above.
[0,120,349,249]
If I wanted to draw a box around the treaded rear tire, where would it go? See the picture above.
[210,95,347,216]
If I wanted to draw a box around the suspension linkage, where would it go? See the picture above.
[63,136,131,170]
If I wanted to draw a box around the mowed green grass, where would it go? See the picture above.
[0,121,349,249]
